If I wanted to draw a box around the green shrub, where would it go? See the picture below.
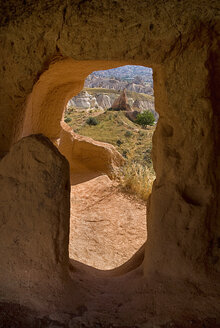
[135,110,155,127]
[64,117,72,123]
[86,117,98,126]
[125,131,133,137]
[116,139,123,146]
[122,150,128,158]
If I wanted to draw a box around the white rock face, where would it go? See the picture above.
[128,98,134,106]
[74,98,91,109]
[96,94,112,108]
[68,91,91,109]
[66,89,156,116]
[90,97,99,108]
[68,99,76,107]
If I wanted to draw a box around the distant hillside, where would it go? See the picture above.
[89,65,153,83]
[84,65,153,94]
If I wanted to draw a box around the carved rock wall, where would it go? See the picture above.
[0,0,219,315]
[145,44,220,277]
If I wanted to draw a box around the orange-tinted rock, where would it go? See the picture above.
[58,122,125,177]
[0,134,70,308]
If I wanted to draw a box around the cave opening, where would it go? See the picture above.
[62,65,158,270]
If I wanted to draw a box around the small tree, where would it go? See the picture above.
[86,117,98,126]
[135,110,155,127]
[64,117,72,123]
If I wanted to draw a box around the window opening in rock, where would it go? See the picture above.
[64,65,158,270]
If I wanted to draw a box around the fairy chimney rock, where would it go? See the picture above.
[111,89,132,111]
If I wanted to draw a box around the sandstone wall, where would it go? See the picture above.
[145,41,220,278]
[0,135,71,309]
[0,0,219,311]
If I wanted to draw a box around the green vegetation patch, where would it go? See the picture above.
[64,109,155,169]
[86,117,98,125]
[135,110,155,127]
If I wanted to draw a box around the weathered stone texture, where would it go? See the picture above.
[58,121,124,176]
[0,135,70,308]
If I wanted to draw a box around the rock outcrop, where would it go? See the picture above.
[0,135,71,308]
[67,89,155,113]
[96,94,112,108]
[125,110,140,122]
[111,89,132,111]
[68,90,100,110]
[58,122,125,177]
[69,91,91,109]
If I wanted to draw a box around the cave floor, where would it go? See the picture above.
[69,173,147,270]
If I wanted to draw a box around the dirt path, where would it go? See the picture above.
[69,174,147,270]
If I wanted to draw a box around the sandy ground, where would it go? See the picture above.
[69,174,147,270]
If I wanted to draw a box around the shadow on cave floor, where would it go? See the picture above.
[1,265,220,328]
[70,170,103,185]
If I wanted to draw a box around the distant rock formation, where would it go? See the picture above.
[111,89,132,111]
[133,99,158,120]
[84,75,154,95]
[96,94,111,108]
[66,88,157,119]
[68,91,91,109]
[68,90,101,111]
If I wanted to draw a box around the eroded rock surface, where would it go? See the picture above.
[58,122,125,177]
[0,134,70,308]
